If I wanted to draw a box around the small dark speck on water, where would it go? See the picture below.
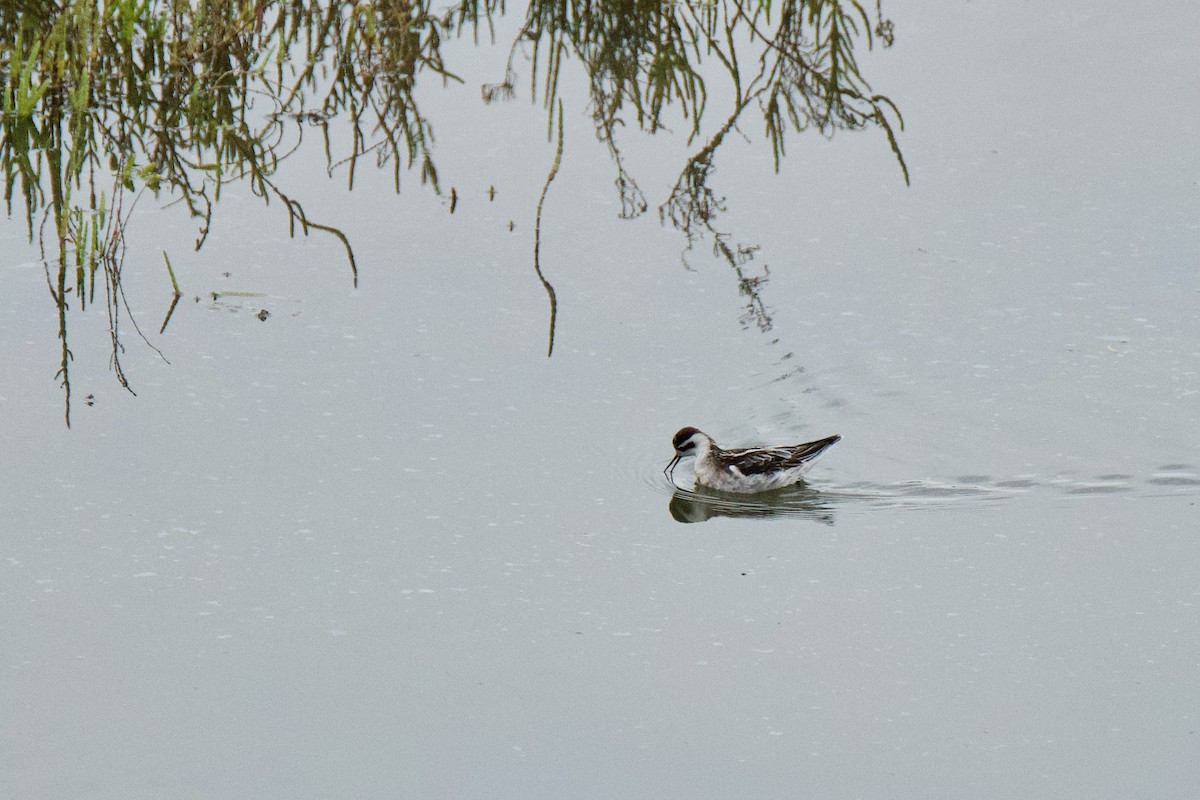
[257,309,270,321]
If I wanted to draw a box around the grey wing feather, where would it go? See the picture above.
[782,436,842,467]
[721,436,842,476]
[723,447,799,476]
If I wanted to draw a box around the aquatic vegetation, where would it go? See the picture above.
[1,0,904,424]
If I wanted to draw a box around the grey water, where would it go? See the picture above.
[3,4,1199,799]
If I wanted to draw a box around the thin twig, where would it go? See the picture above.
[533,99,563,358]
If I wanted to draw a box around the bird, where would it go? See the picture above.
[664,426,841,493]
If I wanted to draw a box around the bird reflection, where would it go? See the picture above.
[668,484,835,524]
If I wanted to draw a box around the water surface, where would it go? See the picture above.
[3,2,1199,798]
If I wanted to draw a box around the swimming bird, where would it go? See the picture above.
[664,426,841,493]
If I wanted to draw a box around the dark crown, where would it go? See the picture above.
[672,426,702,450]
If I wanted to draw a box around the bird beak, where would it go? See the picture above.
[664,453,681,479]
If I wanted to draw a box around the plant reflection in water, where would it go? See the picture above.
[1,0,905,424]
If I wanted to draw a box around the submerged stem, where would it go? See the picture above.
[533,99,564,358]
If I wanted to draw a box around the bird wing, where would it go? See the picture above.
[720,447,795,475]
[781,435,842,467]
[721,437,842,475]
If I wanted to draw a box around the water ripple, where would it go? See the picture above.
[642,459,1200,523]
[631,435,1200,523]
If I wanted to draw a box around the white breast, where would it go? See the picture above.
[694,460,812,493]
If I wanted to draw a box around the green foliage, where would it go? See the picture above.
[1,0,905,423]
[486,0,906,331]
[0,0,467,423]
[492,0,904,171]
